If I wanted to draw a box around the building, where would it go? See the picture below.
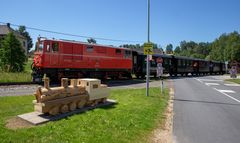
[0,23,28,55]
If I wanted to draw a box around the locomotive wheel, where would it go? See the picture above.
[69,102,77,111]
[49,106,60,116]
[60,104,69,113]
[77,100,86,108]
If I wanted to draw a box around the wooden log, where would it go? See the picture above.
[61,78,69,88]
[49,106,60,115]
[69,102,77,111]
[60,104,69,113]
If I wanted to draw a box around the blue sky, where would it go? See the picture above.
[1,0,239,49]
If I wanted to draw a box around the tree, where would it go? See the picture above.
[0,32,26,72]
[17,26,33,54]
[174,46,181,55]
[210,31,240,62]
[87,38,97,44]
[165,44,173,54]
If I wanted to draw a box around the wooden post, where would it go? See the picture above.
[43,77,50,89]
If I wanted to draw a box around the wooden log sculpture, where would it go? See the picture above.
[33,78,109,115]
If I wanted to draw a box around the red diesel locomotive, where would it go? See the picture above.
[32,38,132,82]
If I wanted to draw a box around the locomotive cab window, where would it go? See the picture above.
[46,44,50,52]
[52,42,59,52]
[116,49,121,55]
[37,41,44,52]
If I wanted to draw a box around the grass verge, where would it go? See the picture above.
[0,72,31,83]
[225,78,240,84]
[0,88,169,143]
[0,59,32,83]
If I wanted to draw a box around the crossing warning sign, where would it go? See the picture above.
[144,42,153,55]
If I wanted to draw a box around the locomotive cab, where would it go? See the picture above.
[32,38,45,82]
[33,40,44,67]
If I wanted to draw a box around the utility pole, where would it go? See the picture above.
[146,0,150,96]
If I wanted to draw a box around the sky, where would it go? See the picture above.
[0,0,239,50]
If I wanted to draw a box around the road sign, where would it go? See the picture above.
[144,43,153,55]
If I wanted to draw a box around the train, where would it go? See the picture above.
[32,38,226,82]
[134,53,226,78]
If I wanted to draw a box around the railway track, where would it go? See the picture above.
[0,82,35,86]
[0,78,165,97]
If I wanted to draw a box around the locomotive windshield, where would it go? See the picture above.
[36,41,44,52]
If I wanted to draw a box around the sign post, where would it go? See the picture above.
[144,42,153,97]
[145,0,151,97]
[156,57,163,94]
[225,61,228,74]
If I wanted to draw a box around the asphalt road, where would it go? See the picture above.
[173,76,240,143]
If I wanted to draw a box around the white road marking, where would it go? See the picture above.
[198,79,223,82]
[216,89,236,93]
[213,88,240,103]
[205,83,220,86]
[224,84,240,87]
[195,78,240,103]
[194,78,203,83]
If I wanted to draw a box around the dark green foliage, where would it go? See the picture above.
[174,31,240,62]
[174,40,211,59]
[120,31,240,63]
[17,26,33,54]
[120,44,141,49]
[0,32,26,72]
[165,44,173,54]
[120,43,160,49]
[174,46,181,54]
[210,31,240,62]
[87,38,97,44]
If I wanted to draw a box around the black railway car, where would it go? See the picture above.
[132,51,226,78]
[132,52,172,78]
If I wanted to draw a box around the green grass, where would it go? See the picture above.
[0,72,32,83]
[0,88,169,143]
[0,58,32,83]
[24,58,33,73]
[226,78,240,84]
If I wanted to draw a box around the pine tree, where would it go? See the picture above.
[0,32,26,72]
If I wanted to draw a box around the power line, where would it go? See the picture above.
[0,21,143,43]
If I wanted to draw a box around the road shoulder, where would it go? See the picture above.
[150,79,174,143]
